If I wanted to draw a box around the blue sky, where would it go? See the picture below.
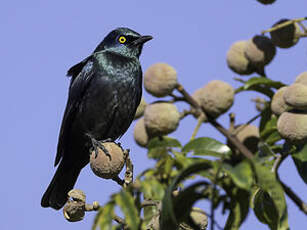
[1,1,307,229]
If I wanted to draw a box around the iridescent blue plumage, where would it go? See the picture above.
[41,28,152,209]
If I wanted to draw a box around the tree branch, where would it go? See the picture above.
[279,180,307,215]
[175,84,254,159]
[190,114,205,140]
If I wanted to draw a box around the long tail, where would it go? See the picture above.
[41,161,81,210]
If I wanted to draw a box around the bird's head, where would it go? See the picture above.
[94,27,152,58]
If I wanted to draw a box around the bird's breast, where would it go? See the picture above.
[78,58,142,140]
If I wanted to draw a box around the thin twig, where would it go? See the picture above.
[233,113,262,136]
[233,77,246,83]
[84,202,127,225]
[229,113,236,133]
[204,213,224,230]
[170,93,186,102]
[141,200,160,208]
[113,215,126,225]
[124,150,133,188]
[261,17,307,34]
[176,84,254,159]
[180,109,192,120]
[279,180,307,215]
[110,149,133,187]
[271,154,282,173]
[191,115,205,140]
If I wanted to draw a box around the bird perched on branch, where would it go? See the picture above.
[41,28,152,210]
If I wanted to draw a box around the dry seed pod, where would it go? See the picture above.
[63,200,85,222]
[68,189,86,203]
[227,41,255,75]
[253,97,267,112]
[144,63,177,97]
[190,88,208,120]
[283,83,307,110]
[271,87,292,115]
[236,125,260,153]
[245,35,276,69]
[134,97,147,119]
[133,118,149,147]
[90,142,125,179]
[199,80,234,118]
[277,111,307,143]
[270,19,301,48]
[257,0,276,4]
[179,207,208,230]
[144,102,180,137]
[295,72,307,86]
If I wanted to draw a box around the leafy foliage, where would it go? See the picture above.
[87,12,307,230]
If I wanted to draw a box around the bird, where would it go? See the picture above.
[41,27,152,210]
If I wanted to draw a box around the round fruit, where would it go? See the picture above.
[144,102,180,137]
[271,87,292,115]
[245,35,276,68]
[227,41,254,75]
[236,125,260,153]
[270,19,301,48]
[90,142,125,179]
[134,118,149,147]
[68,189,86,203]
[277,111,307,143]
[179,207,208,230]
[63,200,85,222]
[199,80,234,118]
[144,63,177,97]
[191,88,208,120]
[283,83,307,110]
[134,97,147,119]
[295,72,307,86]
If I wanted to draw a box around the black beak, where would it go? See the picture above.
[130,35,153,46]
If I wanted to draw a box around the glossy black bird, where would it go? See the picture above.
[41,28,152,210]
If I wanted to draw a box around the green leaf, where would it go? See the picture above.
[148,136,181,149]
[260,114,282,145]
[292,143,307,184]
[147,137,181,159]
[160,162,212,230]
[224,188,250,230]
[173,182,208,230]
[223,161,253,190]
[92,202,114,230]
[243,77,285,90]
[259,107,272,132]
[253,163,289,230]
[258,142,275,157]
[141,178,165,200]
[235,85,274,98]
[252,188,279,230]
[183,137,231,157]
[114,190,140,230]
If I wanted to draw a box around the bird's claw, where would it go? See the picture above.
[100,139,124,153]
[87,135,111,160]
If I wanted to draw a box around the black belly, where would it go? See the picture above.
[77,75,140,141]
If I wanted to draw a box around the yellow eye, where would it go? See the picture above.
[118,36,127,44]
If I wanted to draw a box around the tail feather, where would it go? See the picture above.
[41,161,81,210]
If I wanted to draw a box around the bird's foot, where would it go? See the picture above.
[87,135,111,160]
[100,139,124,153]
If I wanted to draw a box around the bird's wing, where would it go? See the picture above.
[66,55,93,83]
[54,58,95,166]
